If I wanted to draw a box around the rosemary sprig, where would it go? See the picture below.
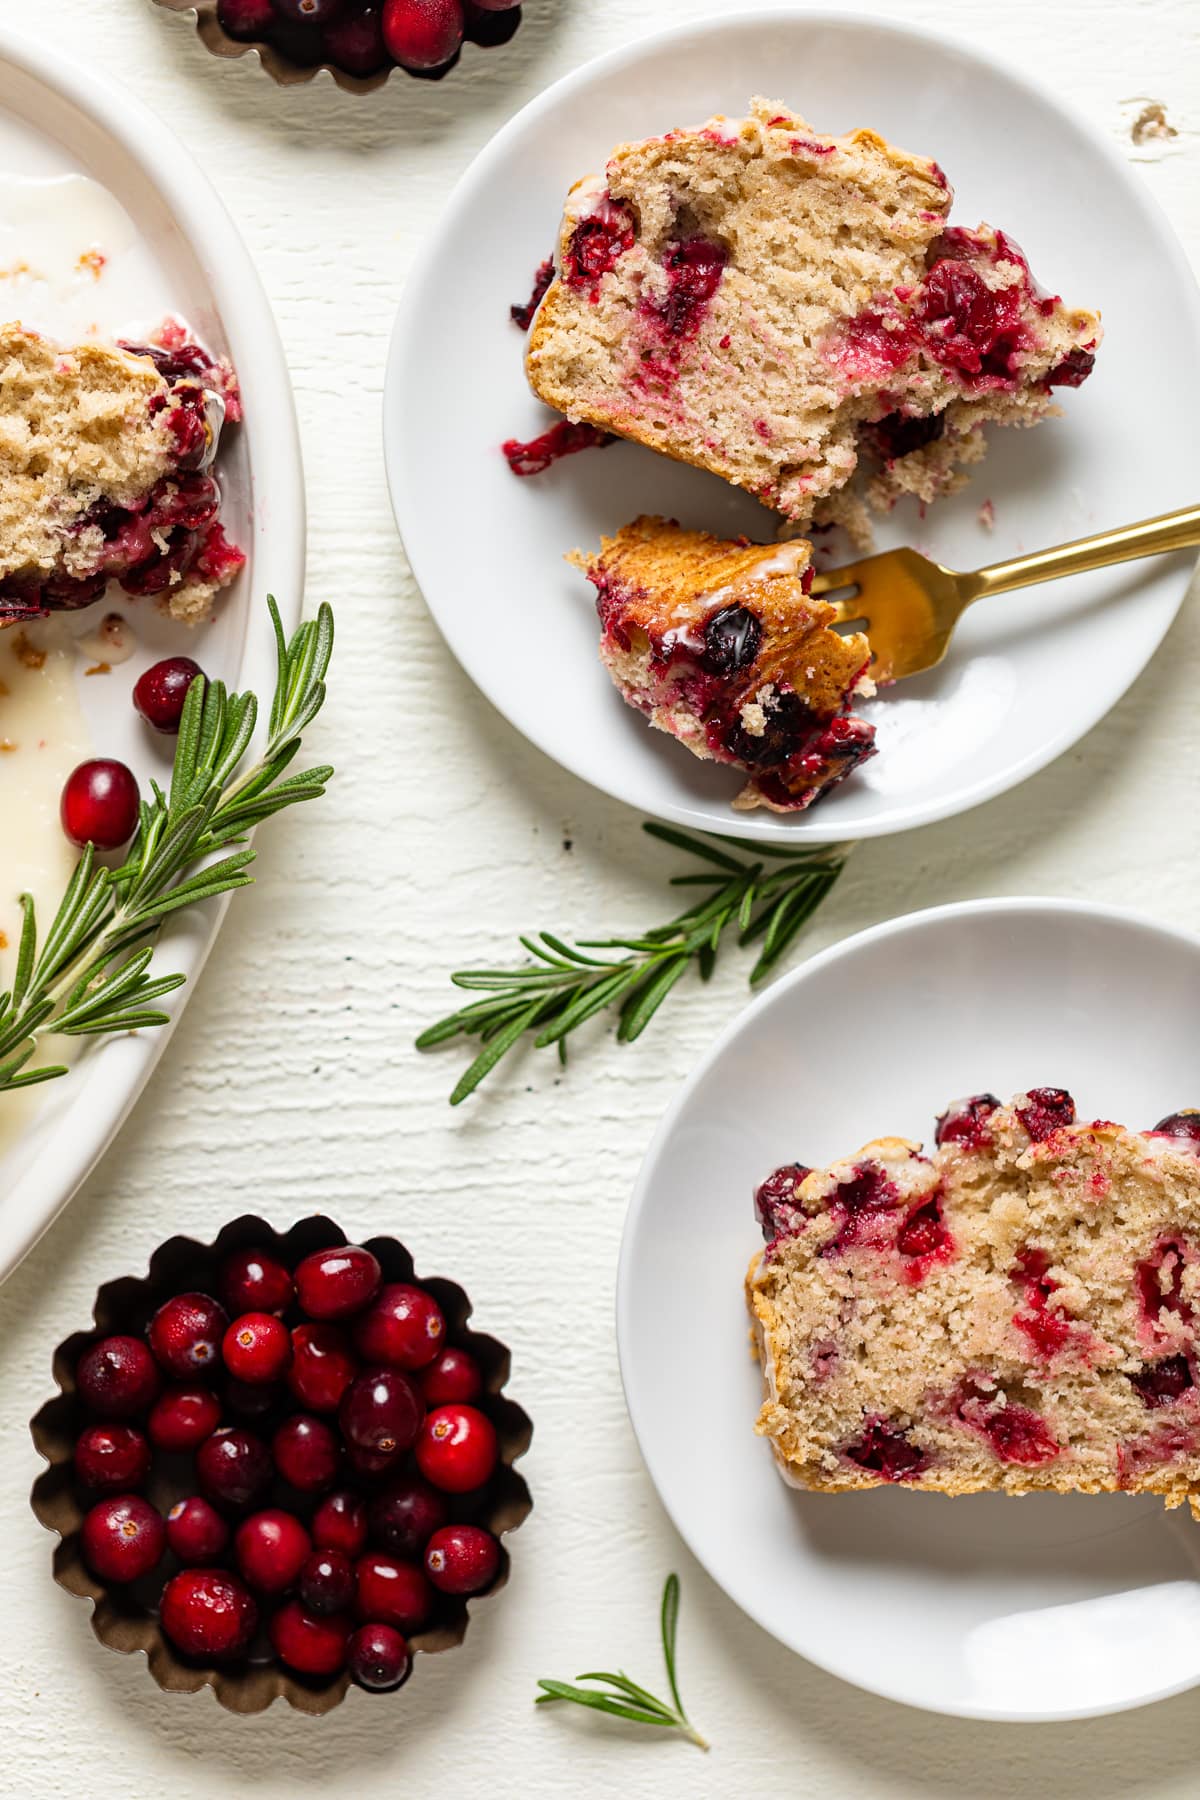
[418,822,850,1104]
[0,598,334,1094]
[536,1573,708,1751]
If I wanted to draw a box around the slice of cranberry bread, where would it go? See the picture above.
[747,1092,1200,1513]
[527,98,1100,525]
[574,515,875,812]
[0,321,244,625]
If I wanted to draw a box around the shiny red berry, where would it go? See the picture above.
[321,5,387,75]
[299,1548,356,1615]
[196,1427,272,1511]
[420,1346,483,1405]
[348,1622,411,1692]
[148,1292,228,1379]
[81,1493,165,1583]
[217,0,275,37]
[269,1599,351,1676]
[61,759,140,850]
[382,0,464,70]
[148,1385,223,1452]
[415,1403,498,1493]
[294,1245,381,1320]
[288,1323,358,1413]
[74,1424,151,1495]
[354,1552,432,1633]
[219,1247,294,1317]
[77,1335,160,1417]
[339,1368,424,1470]
[133,657,204,733]
[166,1496,230,1565]
[161,1568,258,1659]
[235,1508,312,1594]
[223,1312,291,1385]
[353,1283,445,1370]
[368,1476,448,1558]
[272,1413,340,1492]
[425,1523,500,1595]
[311,1489,369,1559]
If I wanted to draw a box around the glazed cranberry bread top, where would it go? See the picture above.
[527,98,1100,525]
[747,1092,1200,1513]
[574,515,875,812]
[0,321,244,624]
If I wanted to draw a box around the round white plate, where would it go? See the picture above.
[386,8,1200,845]
[0,29,304,1283]
[618,898,1200,1720]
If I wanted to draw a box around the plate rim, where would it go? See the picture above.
[0,26,306,1286]
[616,893,1200,1721]
[384,4,1200,846]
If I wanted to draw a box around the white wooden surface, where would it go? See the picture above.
[2,2,1199,1794]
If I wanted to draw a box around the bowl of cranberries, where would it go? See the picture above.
[30,1215,532,1711]
[153,0,524,93]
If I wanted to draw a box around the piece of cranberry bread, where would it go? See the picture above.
[0,321,244,625]
[573,515,875,812]
[527,98,1100,525]
[747,1092,1200,1513]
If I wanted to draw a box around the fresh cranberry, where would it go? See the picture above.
[420,1348,483,1407]
[196,1427,272,1511]
[60,760,140,851]
[563,195,636,296]
[368,1475,449,1557]
[81,1493,165,1582]
[77,1335,160,1418]
[217,0,275,35]
[354,1553,432,1632]
[823,1162,901,1256]
[288,1323,358,1412]
[270,1599,351,1676]
[842,1417,928,1481]
[502,419,613,476]
[424,1524,500,1595]
[353,1284,445,1370]
[275,0,344,19]
[339,1368,424,1471]
[511,257,554,331]
[895,1196,953,1270]
[321,5,388,73]
[299,1549,356,1615]
[914,256,1023,380]
[1130,1356,1195,1407]
[1015,1088,1076,1143]
[865,409,946,461]
[348,1622,411,1692]
[148,1292,228,1379]
[161,1568,257,1660]
[166,1496,230,1565]
[382,0,464,68]
[74,1424,151,1494]
[415,1403,498,1493]
[218,1247,294,1317]
[312,1489,369,1559]
[293,1245,381,1321]
[148,1385,222,1453]
[935,1094,1000,1149]
[272,1413,340,1492]
[1011,1247,1073,1359]
[1152,1111,1200,1147]
[133,657,204,734]
[954,1378,1060,1465]
[645,237,728,340]
[754,1164,811,1244]
[1046,347,1095,388]
[700,605,762,677]
[235,1508,312,1594]
[223,1312,291,1385]
[1137,1239,1192,1332]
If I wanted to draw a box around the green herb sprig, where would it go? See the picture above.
[0,598,333,1094]
[418,823,849,1103]
[537,1573,708,1751]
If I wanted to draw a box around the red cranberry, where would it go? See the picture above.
[60,760,140,851]
[954,1378,1061,1465]
[312,1489,369,1559]
[219,1247,294,1317]
[348,1622,411,1692]
[353,1283,445,1370]
[754,1164,811,1244]
[644,237,728,340]
[934,1093,1000,1149]
[824,1162,902,1257]
[502,419,613,476]
[235,1508,312,1594]
[272,1413,340,1492]
[382,0,464,69]
[223,1312,292,1385]
[1137,1239,1192,1331]
[166,1496,230,1565]
[843,1417,928,1482]
[339,1368,424,1469]
[288,1323,358,1413]
[424,1524,500,1596]
[1130,1356,1195,1406]
[1152,1111,1200,1147]
[293,1245,381,1320]
[133,657,203,734]
[77,1335,160,1418]
[510,257,554,331]
[354,1553,432,1632]
[321,4,388,73]
[896,1197,953,1267]
[700,604,763,677]
[161,1568,258,1660]
[563,195,635,297]
[1046,347,1096,388]
[269,1599,351,1676]
[148,1385,223,1453]
[420,1347,483,1406]
[148,1292,228,1379]
[368,1475,448,1557]
[299,1548,356,1615]
[415,1403,498,1493]
[1016,1088,1075,1143]
[81,1493,165,1582]
[217,0,276,35]
[196,1427,272,1511]
[74,1424,151,1494]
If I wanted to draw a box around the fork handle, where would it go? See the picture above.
[966,504,1200,601]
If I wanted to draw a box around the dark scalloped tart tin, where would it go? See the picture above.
[150,1,524,96]
[30,1214,533,1713]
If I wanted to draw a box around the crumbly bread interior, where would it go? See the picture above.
[576,515,876,812]
[528,98,1100,524]
[747,1096,1200,1513]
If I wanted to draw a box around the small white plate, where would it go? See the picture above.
[617,898,1200,1720]
[0,29,304,1283]
[386,8,1200,845]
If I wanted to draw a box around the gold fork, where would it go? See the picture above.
[809,504,1200,683]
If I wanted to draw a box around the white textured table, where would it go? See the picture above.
[3,3,1200,1794]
